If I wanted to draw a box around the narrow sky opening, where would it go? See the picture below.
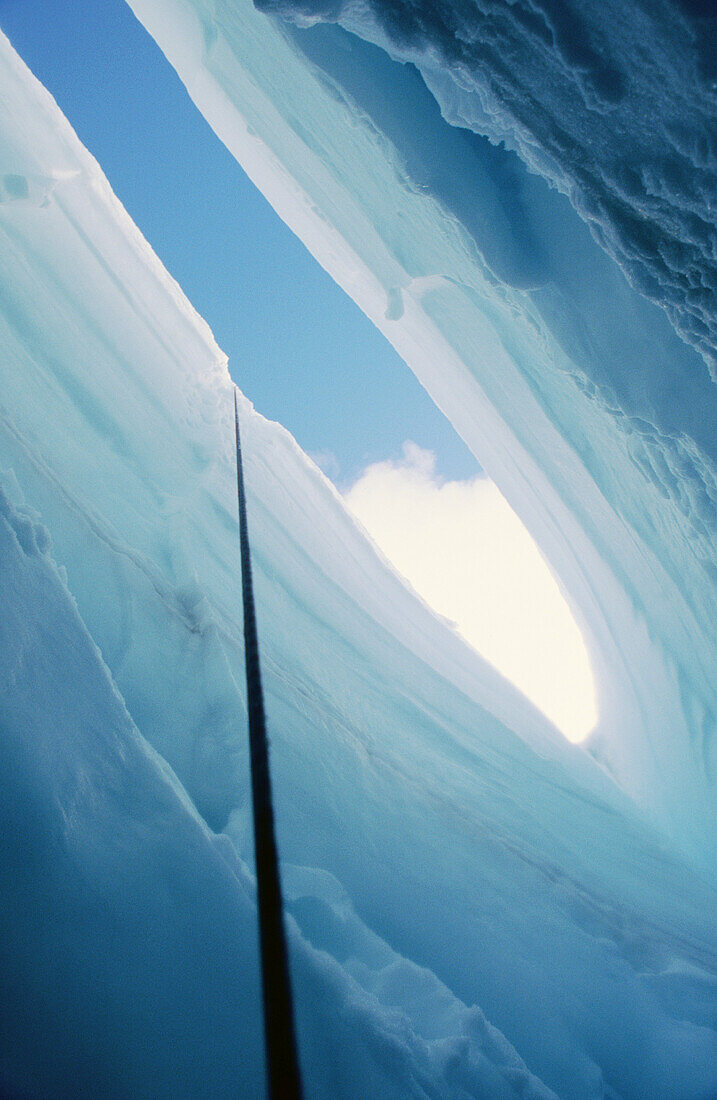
[0,0,598,741]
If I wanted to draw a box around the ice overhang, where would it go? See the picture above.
[124,0,717,866]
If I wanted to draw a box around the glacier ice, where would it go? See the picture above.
[125,0,717,868]
[256,0,717,376]
[1,2,717,1098]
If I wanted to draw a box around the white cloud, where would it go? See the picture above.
[344,443,597,742]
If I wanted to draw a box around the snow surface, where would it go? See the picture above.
[1,6,717,1099]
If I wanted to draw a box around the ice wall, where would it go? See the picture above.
[261,0,717,378]
[125,0,717,866]
[0,489,264,1100]
[3,482,563,1100]
[2,15,717,1100]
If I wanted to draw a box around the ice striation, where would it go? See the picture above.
[126,0,717,866]
[1,4,717,1099]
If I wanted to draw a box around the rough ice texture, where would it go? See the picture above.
[1,10,717,1100]
[124,0,717,866]
[0,487,263,1099]
[260,0,717,380]
[3,483,560,1100]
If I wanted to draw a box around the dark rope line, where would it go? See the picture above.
[233,389,303,1100]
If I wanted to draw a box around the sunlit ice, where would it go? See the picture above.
[345,442,598,743]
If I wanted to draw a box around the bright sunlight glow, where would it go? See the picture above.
[345,443,598,742]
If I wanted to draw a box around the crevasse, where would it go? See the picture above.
[125,0,717,861]
[1,3,716,1098]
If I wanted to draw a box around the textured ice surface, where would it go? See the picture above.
[1,8,717,1100]
[126,0,717,867]
[261,0,717,378]
[2,484,560,1100]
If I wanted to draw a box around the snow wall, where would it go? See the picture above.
[1,3,716,1099]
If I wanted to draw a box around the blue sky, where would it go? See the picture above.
[0,0,479,485]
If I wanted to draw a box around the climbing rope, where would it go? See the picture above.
[233,389,303,1100]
